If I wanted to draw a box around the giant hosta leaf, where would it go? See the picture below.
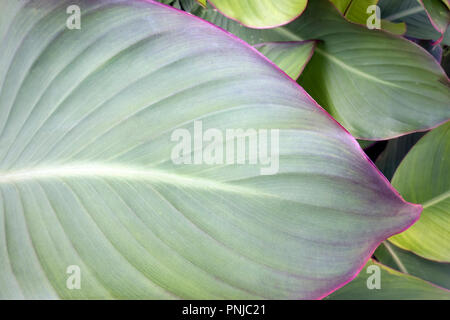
[208,0,308,28]
[0,0,421,299]
[193,0,450,140]
[390,122,450,262]
[327,260,450,299]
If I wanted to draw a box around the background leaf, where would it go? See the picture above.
[376,241,450,289]
[330,0,406,35]
[254,41,315,80]
[419,0,450,37]
[379,0,450,45]
[197,0,207,7]
[389,122,450,262]
[327,260,450,299]
[331,0,377,25]
[208,0,308,28]
[376,132,425,181]
[194,0,450,140]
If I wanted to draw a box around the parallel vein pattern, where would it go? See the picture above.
[0,0,420,299]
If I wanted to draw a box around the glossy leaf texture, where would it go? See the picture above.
[193,0,450,140]
[327,260,450,299]
[376,241,450,290]
[208,0,308,28]
[390,122,450,262]
[0,0,422,299]
[254,41,315,80]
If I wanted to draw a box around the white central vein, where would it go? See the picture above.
[0,164,267,197]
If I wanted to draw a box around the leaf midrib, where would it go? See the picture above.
[272,27,404,89]
[422,189,450,209]
[0,164,269,197]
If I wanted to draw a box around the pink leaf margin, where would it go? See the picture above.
[418,0,450,45]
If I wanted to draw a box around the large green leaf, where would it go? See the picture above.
[254,41,315,80]
[0,0,421,299]
[390,122,450,262]
[193,0,450,140]
[375,241,450,289]
[208,0,308,28]
[327,260,450,299]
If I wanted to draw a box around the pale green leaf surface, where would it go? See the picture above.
[330,0,407,35]
[208,0,308,28]
[345,0,378,24]
[390,122,450,262]
[330,0,351,13]
[194,0,450,140]
[0,0,421,299]
[331,0,378,25]
[254,41,315,80]
[443,0,450,10]
[197,0,207,7]
[327,259,450,299]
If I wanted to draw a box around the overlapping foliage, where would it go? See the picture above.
[0,0,448,300]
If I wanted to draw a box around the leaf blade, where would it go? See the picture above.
[254,41,316,80]
[327,259,450,300]
[0,0,421,299]
[208,0,308,28]
[390,122,450,262]
[193,0,450,140]
[376,241,450,289]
